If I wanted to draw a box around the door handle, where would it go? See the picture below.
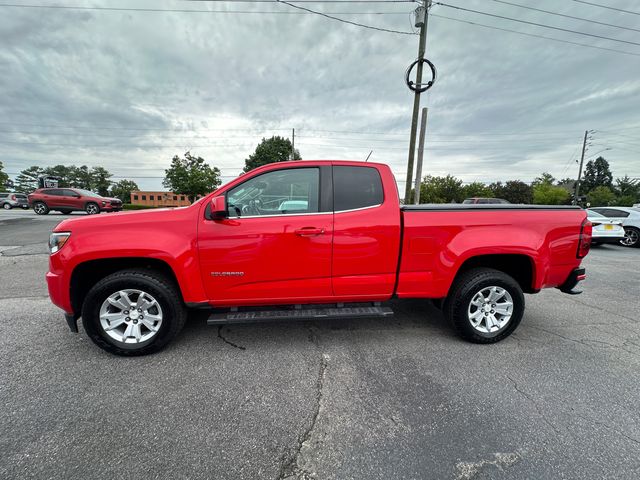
[295,227,325,237]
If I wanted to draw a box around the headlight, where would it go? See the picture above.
[49,232,71,254]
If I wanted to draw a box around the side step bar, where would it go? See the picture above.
[207,305,394,325]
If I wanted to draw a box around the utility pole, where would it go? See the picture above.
[574,130,592,203]
[291,128,295,160]
[413,107,428,204]
[404,0,431,204]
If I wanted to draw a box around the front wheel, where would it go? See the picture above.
[444,268,524,343]
[620,227,640,248]
[82,269,187,356]
[85,202,100,215]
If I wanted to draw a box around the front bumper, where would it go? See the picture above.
[558,267,586,295]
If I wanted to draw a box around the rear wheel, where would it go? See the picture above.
[33,202,49,215]
[82,269,187,356]
[2,203,11,210]
[620,227,640,248]
[444,268,524,343]
[85,202,100,215]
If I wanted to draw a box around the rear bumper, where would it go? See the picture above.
[592,236,624,244]
[558,267,586,295]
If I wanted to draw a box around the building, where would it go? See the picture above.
[130,191,194,207]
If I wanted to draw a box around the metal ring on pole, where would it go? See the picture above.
[405,58,437,93]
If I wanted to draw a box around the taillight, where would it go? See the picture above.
[577,218,592,259]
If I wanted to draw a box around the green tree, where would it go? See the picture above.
[418,175,464,203]
[90,166,112,196]
[613,175,640,201]
[582,156,613,193]
[163,151,221,202]
[533,183,569,205]
[501,180,533,204]
[43,165,73,187]
[532,172,556,187]
[244,136,300,173]
[0,161,9,192]
[14,166,43,193]
[587,186,616,207]
[462,181,492,199]
[69,165,93,189]
[110,179,139,203]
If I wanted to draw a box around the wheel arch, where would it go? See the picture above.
[70,257,183,317]
[451,254,536,295]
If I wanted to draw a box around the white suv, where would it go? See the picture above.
[590,207,640,248]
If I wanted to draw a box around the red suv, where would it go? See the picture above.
[28,188,123,215]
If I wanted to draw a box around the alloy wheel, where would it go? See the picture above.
[99,289,163,344]
[621,228,639,247]
[467,286,514,334]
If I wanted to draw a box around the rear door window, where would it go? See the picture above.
[333,166,384,212]
[44,189,63,196]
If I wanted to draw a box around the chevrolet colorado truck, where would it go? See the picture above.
[46,161,591,356]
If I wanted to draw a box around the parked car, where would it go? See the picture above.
[45,161,591,355]
[462,197,510,204]
[27,188,122,215]
[0,192,30,210]
[589,207,640,248]
[586,209,625,245]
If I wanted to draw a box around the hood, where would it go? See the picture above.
[53,204,194,233]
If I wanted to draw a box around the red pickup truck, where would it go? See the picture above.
[46,161,591,355]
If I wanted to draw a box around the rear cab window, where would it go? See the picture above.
[333,166,384,212]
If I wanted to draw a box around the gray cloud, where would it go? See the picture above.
[1,0,638,190]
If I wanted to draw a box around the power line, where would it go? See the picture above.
[0,2,411,14]
[275,0,417,35]
[487,0,640,33]
[187,1,416,3]
[570,0,640,16]
[434,2,640,47]
[431,13,640,57]
[0,121,291,132]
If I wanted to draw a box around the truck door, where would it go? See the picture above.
[331,165,401,297]
[198,166,334,305]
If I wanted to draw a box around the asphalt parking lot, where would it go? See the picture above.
[1,209,639,480]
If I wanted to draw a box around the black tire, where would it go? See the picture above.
[2,203,12,210]
[33,201,49,215]
[444,268,524,344]
[620,227,640,248]
[85,202,100,215]
[82,269,187,356]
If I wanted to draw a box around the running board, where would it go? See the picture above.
[207,305,394,325]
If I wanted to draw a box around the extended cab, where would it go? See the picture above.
[46,161,591,355]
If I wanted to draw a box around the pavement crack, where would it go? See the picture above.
[277,353,328,480]
[217,326,246,350]
[506,375,564,439]
[575,414,640,446]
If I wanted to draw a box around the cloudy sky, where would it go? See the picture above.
[1,0,639,191]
